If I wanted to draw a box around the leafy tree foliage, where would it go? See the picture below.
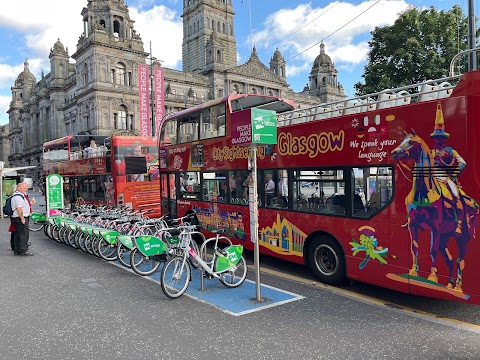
[355,5,470,95]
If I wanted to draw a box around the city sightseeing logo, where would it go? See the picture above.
[173,155,183,170]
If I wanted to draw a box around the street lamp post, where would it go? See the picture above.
[0,161,4,219]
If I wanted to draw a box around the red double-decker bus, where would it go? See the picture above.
[43,135,160,215]
[159,75,480,304]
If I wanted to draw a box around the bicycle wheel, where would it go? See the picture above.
[52,226,61,243]
[77,232,88,252]
[92,236,101,257]
[117,244,132,268]
[161,256,191,299]
[218,256,247,288]
[130,248,161,276]
[85,235,94,255]
[98,239,118,261]
[59,226,68,244]
[44,223,51,238]
[29,221,45,232]
[67,229,78,248]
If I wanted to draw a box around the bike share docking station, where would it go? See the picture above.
[119,110,304,315]
[181,109,304,315]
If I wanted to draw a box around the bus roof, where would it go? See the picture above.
[164,93,295,122]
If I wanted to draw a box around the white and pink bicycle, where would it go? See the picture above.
[160,224,247,299]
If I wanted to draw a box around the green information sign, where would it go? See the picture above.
[251,108,277,145]
[46,174,64,217]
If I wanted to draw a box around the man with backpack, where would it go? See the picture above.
[10,182,32,256]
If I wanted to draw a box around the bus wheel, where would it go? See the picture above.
[308,236,346,286]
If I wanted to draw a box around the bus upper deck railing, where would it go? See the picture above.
[43,145,110,163]
[69,146,109,160]
[276,74,463,127]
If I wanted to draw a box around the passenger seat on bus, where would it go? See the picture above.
[368,191,380,210]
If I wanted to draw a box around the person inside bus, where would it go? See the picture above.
[265,173,276,206]
[278,175,288,207]
[229,174,237,198]
[243,173,253,201]
[234,172,245,202]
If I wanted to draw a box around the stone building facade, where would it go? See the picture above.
[7,0,345,182]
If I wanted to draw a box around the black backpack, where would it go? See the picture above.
[3,194,24,217]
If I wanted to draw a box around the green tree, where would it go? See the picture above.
[355,5,470,95]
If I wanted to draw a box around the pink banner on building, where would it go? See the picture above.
[154,67,165,136]
[138,63,151,136]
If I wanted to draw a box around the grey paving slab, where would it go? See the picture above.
[1,217,479,360]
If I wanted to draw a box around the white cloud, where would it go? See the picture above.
[256,1,409,64]
[128,5,183,69]
[286,62,310,78]
[0,0,184,125]
[0,1,183,76]
[250,1,409,92]
[0,96,12,125]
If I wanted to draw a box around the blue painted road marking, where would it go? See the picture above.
[112,258,304,316]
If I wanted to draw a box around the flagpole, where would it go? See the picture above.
[248,0,253,50]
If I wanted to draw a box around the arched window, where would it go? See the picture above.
[280,66,284,77]
[83,63,88,87]
[212,20,214,29]
[233,85,239,94]
[116,63,126,85]
[99,19,106,29]
[217,22,220,32]
[114,106,128,129]
[216,50,221,62]
[113,20,121,36]
[222,23,226,33]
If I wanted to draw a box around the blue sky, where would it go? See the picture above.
[0,0,472,125]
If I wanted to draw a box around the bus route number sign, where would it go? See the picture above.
[231,108,277,145]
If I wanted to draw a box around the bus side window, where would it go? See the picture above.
[352,166,393,218]
[179,115,198,143]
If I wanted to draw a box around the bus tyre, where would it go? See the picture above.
[308,236,346,286]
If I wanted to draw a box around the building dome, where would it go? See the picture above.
[50,38,68,57]
[272,48,284,61]
[312,42,333,68]
[53,38,65,52]
[14,59,36,86]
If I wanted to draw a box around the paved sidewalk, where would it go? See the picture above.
[1,218,480,360]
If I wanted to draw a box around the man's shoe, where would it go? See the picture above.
[17,252,34,256]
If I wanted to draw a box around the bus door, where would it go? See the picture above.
[160,173,177,219]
